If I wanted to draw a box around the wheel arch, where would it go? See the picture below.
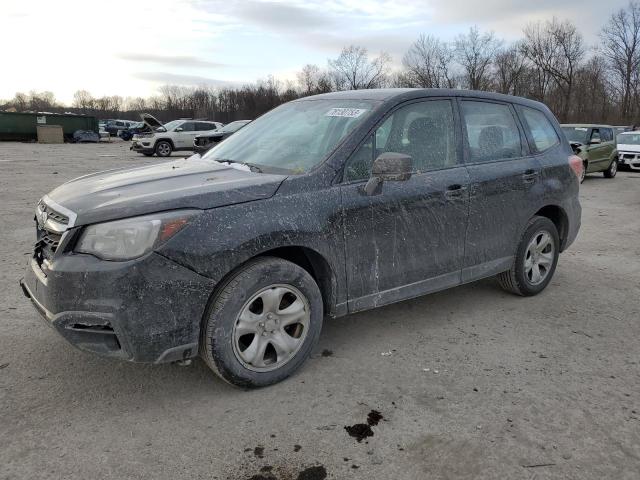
[533,205,569,251]
[155,137,175,149]
[202,245,338,327]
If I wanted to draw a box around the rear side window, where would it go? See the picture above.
[520,107,560,152]
[461,101,522,162]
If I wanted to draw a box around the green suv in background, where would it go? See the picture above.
[561,124,618,183]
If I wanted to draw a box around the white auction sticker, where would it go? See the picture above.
[325,108,367,118]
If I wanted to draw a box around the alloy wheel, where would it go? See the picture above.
[232,284,310,372]
[524,230,555,285]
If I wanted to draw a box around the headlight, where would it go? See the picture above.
[75,210,199,261]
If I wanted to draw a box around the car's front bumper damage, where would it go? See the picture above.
[20,250,215,364]
[618,152,640,170]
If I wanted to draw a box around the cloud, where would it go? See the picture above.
[231,1,337,31]
[133,71,236,87]
[118,53,226,69]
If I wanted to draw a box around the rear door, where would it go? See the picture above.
[459,99,542,281]
[340,98,470,311]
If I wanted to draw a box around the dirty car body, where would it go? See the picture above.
[21,89,581,386]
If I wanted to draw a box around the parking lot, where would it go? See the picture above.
[0,141,639,479]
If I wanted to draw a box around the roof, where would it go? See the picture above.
[299,88,550,111]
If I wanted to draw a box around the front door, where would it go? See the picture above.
[175,122,199,149]
[340,99,470,312]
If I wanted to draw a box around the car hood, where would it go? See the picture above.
[140,113,165,130]
[46,158,287,226]
[617,143,640,153]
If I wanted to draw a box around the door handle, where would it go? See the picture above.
[444,184,467,198]
[522,170,539,183]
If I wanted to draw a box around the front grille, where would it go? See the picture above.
[34,199,71,266]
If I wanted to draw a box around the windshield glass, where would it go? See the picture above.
[203,100,377,173]
[562,127,589,144]
[163,120,183,131]
[618,133,640,145]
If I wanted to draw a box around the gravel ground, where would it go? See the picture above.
[1,141,639,480]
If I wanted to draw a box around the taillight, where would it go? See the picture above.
[569,155,583,181]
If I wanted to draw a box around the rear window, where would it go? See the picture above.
[461,101,523,162]
[520,107,560,152]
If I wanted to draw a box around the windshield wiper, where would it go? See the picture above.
[213,159,262,173]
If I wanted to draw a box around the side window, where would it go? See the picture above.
[590,129,601,143]
[601,128,613,142]
[343,136,374,182]
[180,122,195,132]
[520,106,560,153]
[461,101,523,162]
[343,99,457,181]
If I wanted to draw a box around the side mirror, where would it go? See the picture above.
[364,152,413,196]
[175,127,184,132]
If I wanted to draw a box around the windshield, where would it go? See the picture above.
[162,120,183,131]
[203,99,377,173]
[562,126,589,144]
[618,133,640,145]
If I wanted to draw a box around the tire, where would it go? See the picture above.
[580,161,587,183]
[155,140,172,157]
[497,216,560,297]
[200,257,323,388]
[142,152,154,157]
[603,158,618,178]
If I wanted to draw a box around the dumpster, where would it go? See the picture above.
[0,111,98,141]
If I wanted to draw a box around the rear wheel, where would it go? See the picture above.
[603,158,618,178]
[498,216,559,296]
[200,257,323,388]
[155,140,172,157]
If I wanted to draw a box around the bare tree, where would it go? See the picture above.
[402,34,455,88]
[600,1,640,121]
[454,27,502,90]
[328,46,391,90]
[494,44,528,95]
[72,90,94,112]
[522,18,585,120]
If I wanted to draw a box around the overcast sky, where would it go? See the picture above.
[0,0,630,104]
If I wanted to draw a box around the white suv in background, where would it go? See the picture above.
[616,131,640,171]
[131,114,224,157]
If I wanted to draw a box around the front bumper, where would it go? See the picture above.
[618,153,640,170]
[131,139,154,153]
[20,251,215,363]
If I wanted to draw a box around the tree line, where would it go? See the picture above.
[3,2,640,126]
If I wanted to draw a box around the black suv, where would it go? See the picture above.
[20,89,581,387]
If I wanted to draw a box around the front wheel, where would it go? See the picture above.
[155,140,172,157]
[497,216,559,296]
[200,257,323,388]
[603,158,618,178]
